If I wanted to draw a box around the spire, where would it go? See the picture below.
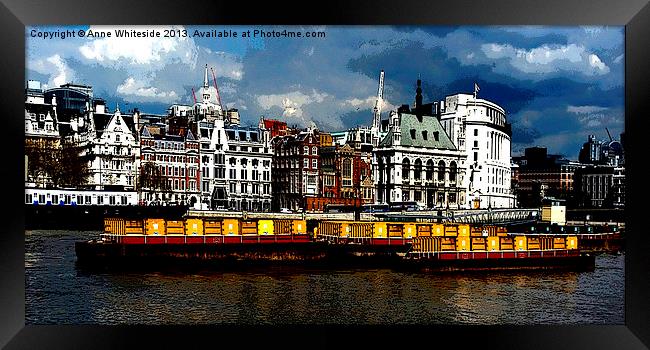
[115,102,120,113]
[203,64,209,88]
[415,78,422,109]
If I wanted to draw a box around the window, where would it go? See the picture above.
[312,146,317,155]
[422,131,428,140]
[342,158,353,187]
[474,140,478,148]
[252,159,259,167]
[414,191,422,202]
[410,129,416,139]
[324,175,335,186]
[426,159,434,181]
[241,169,247,180]
[230,146,237,151]
[312,159,317,169]
[473,152,478,162]
[414,159,422,180]
[304,159,309,168]
[402,158,410,180]
[230,169,236,179]
[474,129,478,136]
[241,183,248,193]
[449,161,457,183]
[242,158,248,167]
[438,161,446,181]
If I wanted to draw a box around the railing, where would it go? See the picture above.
[450,209,540,224]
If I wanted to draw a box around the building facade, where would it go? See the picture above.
[271,128,321,211]
[439,92,516,208]
[139,126,200,206]
[374,82,467,209]
[25,80,61,188]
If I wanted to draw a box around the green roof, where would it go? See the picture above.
[379,113,456,150]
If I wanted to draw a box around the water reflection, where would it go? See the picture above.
[26,230,624,325]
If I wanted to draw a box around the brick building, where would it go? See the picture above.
[139,125,200,206]
[271,127,320,211]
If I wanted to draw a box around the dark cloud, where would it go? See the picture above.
[27,25,623,160]
[511,123,541,144]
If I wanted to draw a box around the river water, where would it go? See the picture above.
[25,230,624,325]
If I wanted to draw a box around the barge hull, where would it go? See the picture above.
[75,240,411,268]
[401,251,595,272]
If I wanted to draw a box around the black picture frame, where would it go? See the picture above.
[2,0,649,348]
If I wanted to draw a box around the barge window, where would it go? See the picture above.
[25,194,32,204]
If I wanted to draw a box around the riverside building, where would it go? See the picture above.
[165,65,273,211]
[438,89,516,208]
[373,79,466,209]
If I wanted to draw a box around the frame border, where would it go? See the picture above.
[2,0,648,348]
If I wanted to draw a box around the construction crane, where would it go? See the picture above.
[605,127,613,142]
[191,87,197,104]
[372,69,384,130]
[211,67,224,109]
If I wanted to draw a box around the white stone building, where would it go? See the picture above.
[439,93,516,208]
[374,108,467,209]
[166,65,273,211]
[85,105,139,191]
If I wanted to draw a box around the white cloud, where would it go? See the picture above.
[588,54,607,71]
[613,54,624,64]
[79,26,198,67]
[567,105,609,114]
[341,96,396,112]
[257,89,330,118]
[117,77,178,102]
[29,54,75,89]
[482,43,610,75]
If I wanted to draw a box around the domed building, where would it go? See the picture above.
[439,89,516,208]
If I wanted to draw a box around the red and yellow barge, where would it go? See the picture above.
[75,216,594,271]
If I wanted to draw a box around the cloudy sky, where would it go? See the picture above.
[26,25,624,159]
